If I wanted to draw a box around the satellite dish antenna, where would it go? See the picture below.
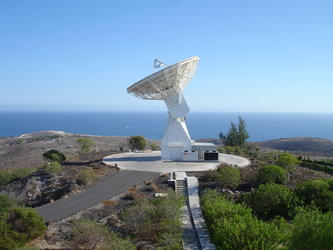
[127,56,199,160]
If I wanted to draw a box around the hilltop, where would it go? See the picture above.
[257,137,333,156]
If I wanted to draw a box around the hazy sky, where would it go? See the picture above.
[1,0,332,113]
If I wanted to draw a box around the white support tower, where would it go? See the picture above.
[127,57,199,160]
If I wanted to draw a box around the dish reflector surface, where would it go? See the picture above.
[127,56,199,100]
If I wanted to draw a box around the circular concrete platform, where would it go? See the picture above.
[103,151,250,173]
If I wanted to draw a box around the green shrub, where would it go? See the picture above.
[77,138,95,153]
[77,168,95,186]
[288,209,333,250]
[203,165,241,189]
[150,142,159,151]
[43,149,66,163]
[276,153,299,172]
[0,167,37,186]
[10,167,37,179]
[6,207,46,240]
[128,136,146,151]
[241,183,300,220]
[257,165,288,184]
[295,179,333,212]
[120,192,183,244]
[0,207,46,249]
[327,178,333,191]
[0,195,16,214]
[0,170,15,186]
[201,189,287,250]
[300,159,333,174]
[71,219,135,249]
[44,161,63,173]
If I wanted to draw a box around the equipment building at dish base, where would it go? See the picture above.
[127,56,218,161]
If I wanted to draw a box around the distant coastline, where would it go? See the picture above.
[0,111,332,142]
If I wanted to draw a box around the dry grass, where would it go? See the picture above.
[128,185,138,192]
[149,182,160,192]
[124,190,147,201]
[102,200,118,207]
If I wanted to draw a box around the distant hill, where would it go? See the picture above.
[0,131,155,170]
[257,137,333,156]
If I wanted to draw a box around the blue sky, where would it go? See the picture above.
[1,0,332,113]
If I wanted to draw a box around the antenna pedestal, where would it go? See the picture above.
[161,113,193,160]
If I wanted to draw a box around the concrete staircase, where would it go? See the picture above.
[176,179,188,198]
[173,172,201,250]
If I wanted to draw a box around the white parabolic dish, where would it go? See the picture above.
[127,56,200,161]
[127,56,199,100]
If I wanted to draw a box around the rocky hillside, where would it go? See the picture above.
[257,137,333,156]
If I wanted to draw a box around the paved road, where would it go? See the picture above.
[36,170,158,222]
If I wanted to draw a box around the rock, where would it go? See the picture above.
[107,215,124,227]
[1,169,76,207]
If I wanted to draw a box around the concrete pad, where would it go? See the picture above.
[103,151,250,173]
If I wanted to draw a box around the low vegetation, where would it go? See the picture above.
[71,219,135,249]
[205,164,241,189]
[295,179,333,212]
[0,195,46,250]
[128,136,147,151]
[43,149,66,163]
[120,191,183,248]
[200,118,333,249]
[287,209,333,250]
[276,153,299,173]
[241,183,300,220]
[0,167,37,186]
[299,158,333,174]
[43,161,63,173]
[76,168,96,186]
[201,189,287,250]
[257,165,288,184]
[77,137,96,153]
[201,186,333,250]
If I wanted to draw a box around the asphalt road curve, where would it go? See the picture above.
[36,170,158,222]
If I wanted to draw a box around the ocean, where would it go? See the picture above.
[0,111,332,142]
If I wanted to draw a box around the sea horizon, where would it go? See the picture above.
[0,111,332,142]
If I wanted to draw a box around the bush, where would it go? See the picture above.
[120,192,183,244]
[77,138,95,153]
[128,136,146,151]
[6,207,46,240]
[241,183,300,220]
[201,189,287,249]
[10,167,37,179]
[257,165,288,184]
[217,165,241,189]
[71,219,135,249]
[44,161,63,173]
[43,149,66,163]
[0,207,46,249]
[0,195,16,214]
[288,209,333,250]
[77,168,95,186]
[300,159,333,174]
[295,179,333,212]
[150,142,159,151]
[276,153,299,172]
[0,170,15,186]
[0,167,37,186]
